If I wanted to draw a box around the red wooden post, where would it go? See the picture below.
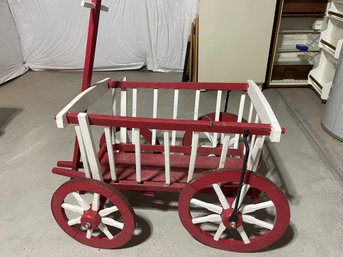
[72,0,103,171]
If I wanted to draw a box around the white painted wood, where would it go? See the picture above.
[56,78,110,128]
[152,89,158,145]
[171,89,179,146]
[233,94,246,149]
[247,115,260,170]
[198,0,276,83]
[101,217,124,229]
[219,135,230,169]
[92,193,100,211]
[86,229,93,239]
[232,184,250,209]
[81,1,95,9]
[242,215,274,230]
[192,214,221,224]
[99,206,119,217]
[237,225,251,244]
[247,80,282,142]
[75,125,91,178]
[213,90,222,147]
[68,216,82,226]
[72,192,90,210]
[187,132,199,182]
[190,198,223,214]
[111,88,117,144]
[77,113,103,181]
[98,223,114,239]
[248,102,254,123]
[193,90,201,120]
[241,200,274,214]
[62,203,84,214]
[212,183,230,209]
[104,127,116,181]
[132,88,137,117]
[133,128,141,183]
[163,131,171,185]
[120,84,127,143]
[251,136,265,172]
[213,222,226,241]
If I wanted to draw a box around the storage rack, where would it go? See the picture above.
[309,0,343,100]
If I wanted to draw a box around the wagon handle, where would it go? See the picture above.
[229,130,250,229]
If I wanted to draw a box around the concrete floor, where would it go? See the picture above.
[0,70,342,257]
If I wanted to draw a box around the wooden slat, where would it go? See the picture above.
[133,128,141,183]
[77,113,103,181]
[120,84,127,143]
[187,132,199,182]
[171,89,179,146]
[164,132,171,185]
[193,90,201,120]
[104,127,116,181]
[74,125,91,178]
[152,89,158,145]
[233,94,246,149]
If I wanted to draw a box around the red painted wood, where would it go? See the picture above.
[52,167,86,179]
[108,80,249,91]
[81,0,103,91]
[51,179,135,248]
[178,171,291,252]
[113,143,242,157]
[65,113,272,135]
[101,152,242,171]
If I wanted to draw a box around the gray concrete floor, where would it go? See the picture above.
[0,70,342,257]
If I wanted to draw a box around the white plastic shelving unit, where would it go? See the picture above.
[309,0,343,100]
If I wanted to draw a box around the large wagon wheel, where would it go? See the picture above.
[178,171,290,252]
[52,178,135,249]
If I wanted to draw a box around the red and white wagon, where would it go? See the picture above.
[51,0,290,252]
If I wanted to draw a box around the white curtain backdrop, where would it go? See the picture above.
[0,0,197,85]
[0,0,27,85]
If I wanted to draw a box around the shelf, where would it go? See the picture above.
[283,0,328,14]
[269,79,309,86]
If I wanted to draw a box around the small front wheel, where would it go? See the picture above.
[51,178,135,249]
[178,171,290,252]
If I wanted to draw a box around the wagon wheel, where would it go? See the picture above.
[51,178,135,249]
[99,128,159,148]
[182,112,243,147]
[178,171,290,252]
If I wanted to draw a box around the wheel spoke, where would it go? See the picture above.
[62,203,84,214]
[241,200,274,214]
[102,217,124,230]
[242,215,274,230]
[71,192,90,210]
[237,225,250,244]
[92,193,100,211]
[232,184,250,209]
[192,214,221,224]
[99,206,119,217]
[86,229,93,239]
[67,216,81,226]
[213,222,226,241]
[190,198,222,214]
[98,223,114,239]
[212,184,230,210]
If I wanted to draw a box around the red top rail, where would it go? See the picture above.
[66,112,272,136]
[108,81,249,91]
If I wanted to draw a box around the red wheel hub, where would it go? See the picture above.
[81,209,101,229]
[221,209,243,229]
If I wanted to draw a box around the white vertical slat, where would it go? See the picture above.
[248,102,254,123]
[218,135,230,169]
[233,94,246,149]
[75,125,91,178]
[213,90,222,147]
[132,88,137,117]
[252,136,265,172]
[246,115,260,170]
[111,88,117,144]
[120,77,127,143]
[193,90,201,120]
[187,132,199,182]
[152,89,158,145]
[171,89,179,146]
[77,113,103,181]
[133,128,142,183]
[104,127,116,181]
[164,131,171,185]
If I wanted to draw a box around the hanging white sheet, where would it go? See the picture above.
[0,0,27,85]
[6,0,197,73]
